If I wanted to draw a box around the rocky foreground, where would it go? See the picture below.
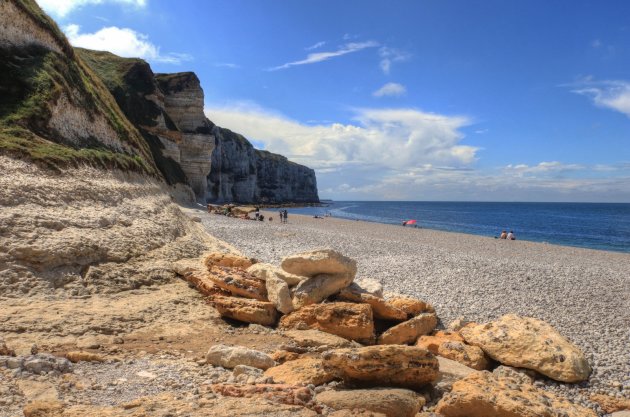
[2,235,628,416]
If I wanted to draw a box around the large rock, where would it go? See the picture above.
[435,356,476,391]
[316,388,424,417]
[292,273,355,308]
[378,313,437,345]
[352,278,384,297]
[179,268,232,297]
[206,344,275,370]
[337,286,407,321]
[205,252,256,270]
[212,296,278,326]
[322,345,439,389]
[460,314,591,382]
[435,371,597,417]
[281,249,357,279]
[284,330,360,349]
[384,293,434,318]
[279,302,374,344]
[264,358,336,386]
[247,263,305,286]
[416,331,489,370]
[207,266,268,301]
[265,271,294,314]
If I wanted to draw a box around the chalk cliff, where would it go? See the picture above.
[208,126,319,203]
[77,50,215,201]
[78,50,319,204]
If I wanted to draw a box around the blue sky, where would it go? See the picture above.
[39,0,630,202]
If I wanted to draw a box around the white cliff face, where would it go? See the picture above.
[155,73,215,203]
[77,51,317,205]
[207,127,319,204]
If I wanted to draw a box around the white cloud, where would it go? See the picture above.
[269,41,379,71]
[37,0,146,17]
[373,82,407,97]
[204,102,630,201]
[305,41,326,51]
[64,24,191,64]
[321,163,630,202]
[213,63,240,69]
[205,102,475,172]
[504,161,585,177]
[571,79,630,118]
[379,47,411,74]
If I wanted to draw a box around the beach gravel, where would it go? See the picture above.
[202,210,630,413]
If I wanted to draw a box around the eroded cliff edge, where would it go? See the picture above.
[78,49,320,204]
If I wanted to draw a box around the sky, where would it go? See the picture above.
[37,0,630,202]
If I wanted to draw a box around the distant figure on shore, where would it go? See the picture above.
[499,230,507,239]
[278,210,283,223]
[258,214,264,221]
[255,207,260,220]
[507,230,516,240]
[283,209,288,223]
[269,216,273,222]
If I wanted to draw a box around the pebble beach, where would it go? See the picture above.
[201,209,630,410]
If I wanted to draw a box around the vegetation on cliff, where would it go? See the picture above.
[0,0,158,174]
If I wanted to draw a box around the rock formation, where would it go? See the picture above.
[316,388,424,417]
[435,371,597,417]
[205,344,275,370]
[77,50,319,204]
[416,330,489,370]
[321,345,439,389]
[208,126,319,204]
[460,314,592,382]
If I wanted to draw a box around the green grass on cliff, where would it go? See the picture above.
[0,0,159,175]
[76,48,163,127]
[12,0,74,57]
[0,127,150,172]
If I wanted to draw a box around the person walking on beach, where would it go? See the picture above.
[507,230,516,240]
[499,230,507,239]
[283,209,288,223]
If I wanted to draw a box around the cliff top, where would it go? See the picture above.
[155,72,201,95]
[0,0,158,174]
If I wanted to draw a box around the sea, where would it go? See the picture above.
[287,201,630,253]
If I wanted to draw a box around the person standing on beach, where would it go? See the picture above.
[278,210,283,223]
[255,207,260,220]
[283,209,288,223]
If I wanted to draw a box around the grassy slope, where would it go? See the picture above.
[77,49,189,185]
[0,0,158,174]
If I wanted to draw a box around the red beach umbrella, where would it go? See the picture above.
[405,219,417,225]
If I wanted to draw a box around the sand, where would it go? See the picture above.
[202,208,630,407]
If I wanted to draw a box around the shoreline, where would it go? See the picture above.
[282,202,630,254]
[267,210,630,259]
[198,207,630,408]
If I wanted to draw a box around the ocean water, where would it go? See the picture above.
[287,201,630,253]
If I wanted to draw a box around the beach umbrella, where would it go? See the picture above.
[405,219,417,225]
